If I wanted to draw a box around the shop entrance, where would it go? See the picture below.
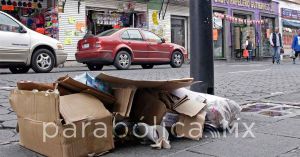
[86,8,147,35]
[232,14,255,59]
[171,16,187,48]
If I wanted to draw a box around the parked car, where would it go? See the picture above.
[0,11,67,73]
[76,28,188,70]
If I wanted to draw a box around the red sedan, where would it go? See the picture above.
[76,28,188,70]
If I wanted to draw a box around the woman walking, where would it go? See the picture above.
[292,29,300,64]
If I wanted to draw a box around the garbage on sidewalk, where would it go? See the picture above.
[9,72,241,157]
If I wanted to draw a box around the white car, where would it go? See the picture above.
[0,11,67,73]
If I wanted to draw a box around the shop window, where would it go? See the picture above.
[0,14,20,33]
[127,30,143,41]
[143,30,162,43]
[261,17,275,57]
[213,13,224,58]
[121,31,130,40]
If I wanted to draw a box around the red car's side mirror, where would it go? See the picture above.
[161,38,166,43]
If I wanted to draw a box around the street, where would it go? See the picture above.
[0,61,300,157]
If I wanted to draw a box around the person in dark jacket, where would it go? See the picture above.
[292,29,300,64]
[245,36,254,61]
[269,27,283,64]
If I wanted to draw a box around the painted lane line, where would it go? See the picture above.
[228,69,271,74]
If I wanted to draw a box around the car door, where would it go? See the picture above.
[0,13,30,63]
[142,30,170,62]
[123,29,148,62]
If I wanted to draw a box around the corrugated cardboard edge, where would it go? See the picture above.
[57,76,116,105]
[97,73,194,91]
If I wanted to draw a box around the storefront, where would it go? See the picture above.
[212,0,279,60]
[280,8,300,52]
[85,0,147,35]
[148,0,189,53]
[0,0,58,39]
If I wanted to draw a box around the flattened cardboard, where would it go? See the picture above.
[59,93,111,124]
[175,111,206,140]
[113,87,137,117]
[57,76,116,105]
[97,73,194,91]
[173,99,206,117]
[171,88,207,117]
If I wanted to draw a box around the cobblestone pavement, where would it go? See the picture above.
[0,61,300,157]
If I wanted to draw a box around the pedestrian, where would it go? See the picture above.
[269,27,283,64]
[245,36,254,61]
[291,29,300,64]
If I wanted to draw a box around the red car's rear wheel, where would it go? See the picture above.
[114,51,132,70]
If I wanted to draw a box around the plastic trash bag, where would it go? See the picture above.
[198,93,241,130]
[172,88,241,130]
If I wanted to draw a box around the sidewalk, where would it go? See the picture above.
[0,62,299,157]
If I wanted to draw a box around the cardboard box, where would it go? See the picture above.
[97,73,194,118]
[10,90,114,157]
[96,73,206,140]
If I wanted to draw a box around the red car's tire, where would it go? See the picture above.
[170,51,184,68]
[114,51,132,70]
[141,64,154,69]
[87,64,103,71]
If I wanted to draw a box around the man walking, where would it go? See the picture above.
[269,27,283,64]
[292,29,300,64]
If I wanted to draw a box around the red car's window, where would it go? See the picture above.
[127,30,143,41]
[121,31,130,40]
[96,29,118,37]
[143,31,162,43]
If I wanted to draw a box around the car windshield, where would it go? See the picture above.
[96,29,119,37]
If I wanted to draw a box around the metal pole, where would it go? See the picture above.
[190,0,214,94]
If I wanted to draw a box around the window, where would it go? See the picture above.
[0,13,20,33]
[143,31,162,42]
[97,29,118,37]
[121,31,130,40]
[127,30,143,41]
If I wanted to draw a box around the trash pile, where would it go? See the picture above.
[9,72,241,157]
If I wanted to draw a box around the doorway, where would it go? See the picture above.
[232,14,255,59]
[171,16,188,48]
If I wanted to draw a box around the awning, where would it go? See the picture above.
[282,19,300,28]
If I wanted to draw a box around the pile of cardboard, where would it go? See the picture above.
[9,73,209,157]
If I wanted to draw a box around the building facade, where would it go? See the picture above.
[277,0,300,53]
[212,0,279,60]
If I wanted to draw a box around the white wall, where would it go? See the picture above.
[148,4,189,49]
[59,0,86,60]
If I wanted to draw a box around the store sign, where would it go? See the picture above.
[214,0,272,12]
[282,8,300,21]
[2,5,14,11]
